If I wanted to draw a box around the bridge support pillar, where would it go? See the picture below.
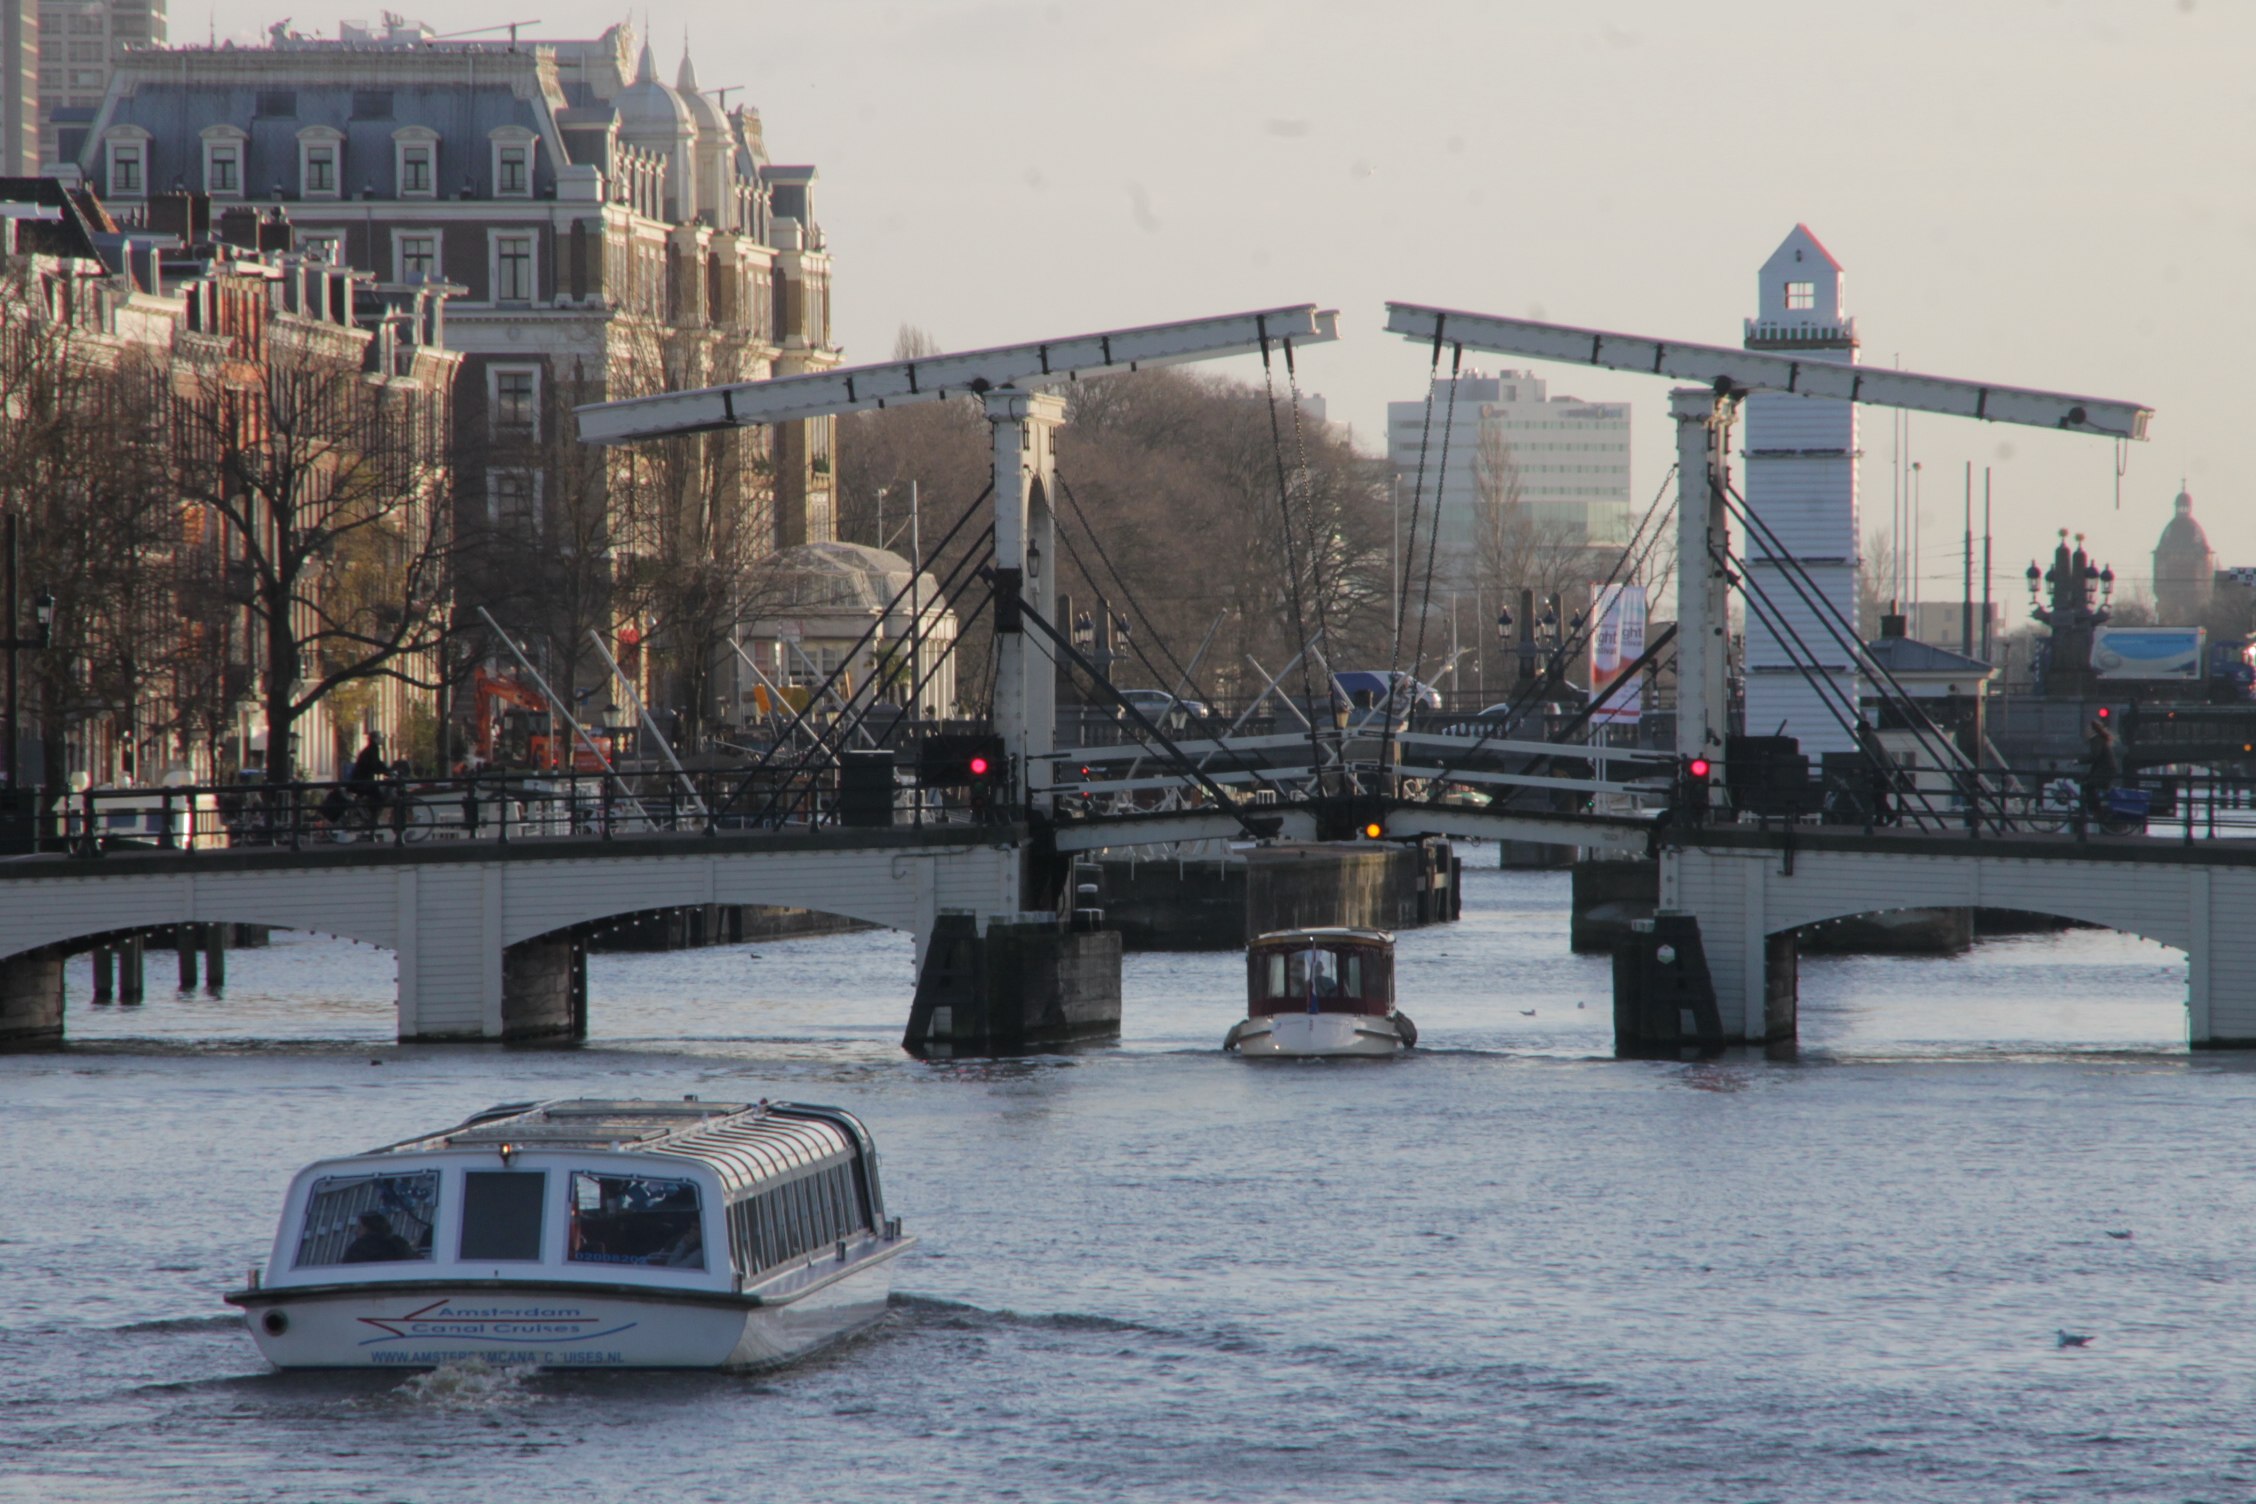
[903,911,1120,1058]
[0,946,64,1050]
[497,935,587,1046]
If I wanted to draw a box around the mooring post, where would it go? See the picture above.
[176,928,198,990]
[203,924,225,993]
[91,945,113,1003]
[118,934,144,1005]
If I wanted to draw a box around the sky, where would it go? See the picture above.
[208,0,2252,626]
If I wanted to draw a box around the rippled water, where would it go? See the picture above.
[7,864,2251,1502]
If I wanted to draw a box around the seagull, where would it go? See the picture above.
[1519,1009,1536,1016]
[2104,1230,2134,1240]
[2057,1330,2093,1348]
[1576,1001,1586,1009]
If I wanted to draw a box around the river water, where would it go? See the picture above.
[4,862,2250,1502]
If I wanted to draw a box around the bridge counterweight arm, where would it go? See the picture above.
[1384,302,2151,441]
[577,305,1340,445]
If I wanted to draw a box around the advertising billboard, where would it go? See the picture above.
[2090,626,2206,680]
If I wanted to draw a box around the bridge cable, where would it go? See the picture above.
[1383,344,1463,785]
[1712,476,2002,830]
[1013,596,1280,841]
[1416,463,1679,798]
[1710,534,1942,823]
[1050,473,1289,801]
[710,483,995,830]
[751,534,1000,829]
[1257,330,1335,797]
[759,549,1000,830]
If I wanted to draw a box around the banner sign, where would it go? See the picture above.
[1587,583,1648,725]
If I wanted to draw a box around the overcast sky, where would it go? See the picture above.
[215,1,2248,624]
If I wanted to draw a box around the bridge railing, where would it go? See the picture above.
[23,764,1014,857]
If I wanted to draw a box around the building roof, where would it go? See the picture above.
[759,542,938,615]
[1864,634,1992,677]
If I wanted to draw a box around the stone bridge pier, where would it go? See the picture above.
[0,829,1024,1047]
[1663,830,2256,1050]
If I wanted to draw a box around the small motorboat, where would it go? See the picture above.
[225,1097,914,1370]
[1223,926,1416,1057]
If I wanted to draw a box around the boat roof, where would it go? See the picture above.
[1250,926,1394,948]
[361,1098,862,1198]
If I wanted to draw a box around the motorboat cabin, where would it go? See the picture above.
[1224,927,1416,1057]
[226,1098,913,1369]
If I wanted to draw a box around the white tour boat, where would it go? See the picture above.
[1223,926,1417,1057]
[226,1097,914,1370]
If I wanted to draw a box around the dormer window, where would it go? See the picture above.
[393,126,441,199]
[298,126,345,199]
[1785,281,1815,311]
[488,126,537,200]
[201,125,248,198]
[103,126,150,199]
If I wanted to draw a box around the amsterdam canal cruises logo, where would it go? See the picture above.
[355,1297,638,1346]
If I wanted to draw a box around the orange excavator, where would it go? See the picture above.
[471,668,613,771]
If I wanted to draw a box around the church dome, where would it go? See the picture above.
[2156,486,2210,558]
[614,42,693,141]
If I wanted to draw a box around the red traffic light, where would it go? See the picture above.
[2095,706,2110,719]
[1688,758,1711,778]
[968,755,992,777]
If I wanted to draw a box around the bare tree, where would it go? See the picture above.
[173,328,453,781]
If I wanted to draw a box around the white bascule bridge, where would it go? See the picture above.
[9,288,2253,1058]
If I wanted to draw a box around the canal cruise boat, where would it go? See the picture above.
[1224,927,1417,1057]
[226,1097,913,1370]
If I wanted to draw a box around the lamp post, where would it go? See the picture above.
[3,511,56,790]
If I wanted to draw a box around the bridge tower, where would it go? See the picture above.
[1741,225,1861,758]
[986,390,1064,819]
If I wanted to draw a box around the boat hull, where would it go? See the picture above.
[1226,1012,1407,1057]
[232,1255,901,1370]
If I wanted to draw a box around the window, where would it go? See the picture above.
[489,366,538,433]
[206,145,238,194]
[494,235,534,301]
[295,1170,439,1267]
[1785,281,1815,311]
[487,469,538,532]
[303,146,334,195]
[67,41,99,60]
[569,1172,705,1269]
[723,1163,868,1277]
[395,233,437,283]
[400,146,431,195]
[457,1170,546,1262]
[107,144,140,196]
[497,146,528,195]
[299,234,342,265]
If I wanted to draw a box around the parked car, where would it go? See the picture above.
[1116,689,1212,724]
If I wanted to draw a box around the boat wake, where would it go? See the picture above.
[393,1357,538,1409]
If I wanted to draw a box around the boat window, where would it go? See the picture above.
[1344,951,1362,999]
[458,1171,547,1262]
[1287,947,1340,1000]
[1265,953,1285,999]
[296,1170,439,1267]
[569,1172,706,1270]
[725,1163,869,1277]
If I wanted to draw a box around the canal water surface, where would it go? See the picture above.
[4,864,2249,1502]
